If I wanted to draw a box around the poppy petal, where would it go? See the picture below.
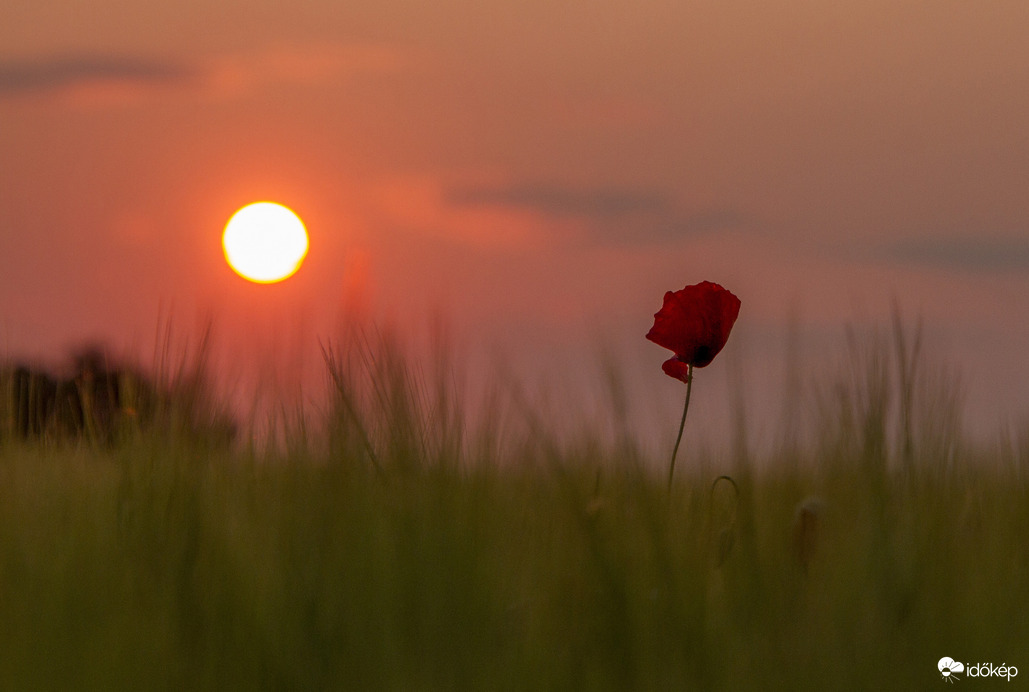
[646,281,740,368]
[661,357,692,383]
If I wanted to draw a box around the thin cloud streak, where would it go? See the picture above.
[0,44,409,101]
[0,54,198,97]
[446,182,671,218]
[203,43,411,98]
[889,236,1029,273]
[445,181,744,247]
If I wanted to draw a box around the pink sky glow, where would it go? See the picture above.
[2,0,1028,451]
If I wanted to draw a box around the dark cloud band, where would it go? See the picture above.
[446,181,743,246]
[890,236,1029,273]
[0,54,197,97]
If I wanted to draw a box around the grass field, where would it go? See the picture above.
[0,326,1026,690]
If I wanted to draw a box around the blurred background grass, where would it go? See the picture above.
[0,319,1026,690]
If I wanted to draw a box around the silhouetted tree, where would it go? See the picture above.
[1,345,233,448]
[2,365,56,438]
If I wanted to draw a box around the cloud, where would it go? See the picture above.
[204,43,409,98]
[0,43,409,103]
[368,177,553,251]
[0,54,197,98]
[445,181,743,246]
[446,182,670,218]
[889,235,1029,273]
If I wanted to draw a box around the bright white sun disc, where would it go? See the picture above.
[223,202,309,283]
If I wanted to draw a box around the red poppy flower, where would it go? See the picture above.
[646,281,740,381]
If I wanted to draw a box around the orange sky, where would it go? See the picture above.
[2,0,1028,446]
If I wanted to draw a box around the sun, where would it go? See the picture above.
[223,202,309,283]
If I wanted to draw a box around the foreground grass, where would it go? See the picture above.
[1,322,1027,689]
[0,432,1026,690]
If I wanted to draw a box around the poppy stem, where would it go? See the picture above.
[668,363,693,492]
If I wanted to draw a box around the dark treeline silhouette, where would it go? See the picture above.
[0,346,235,448]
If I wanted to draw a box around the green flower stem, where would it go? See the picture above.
[668,363,693,492]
